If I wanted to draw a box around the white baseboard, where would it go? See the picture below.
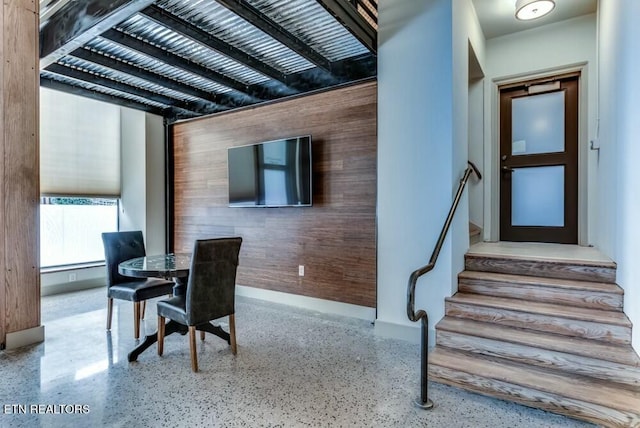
[41,266,106,296]
[41,279,105,296]
[5,325,45,350]
[236,285,376,321]
[374,319,435,346]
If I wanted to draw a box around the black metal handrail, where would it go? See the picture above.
[407,160,481,409]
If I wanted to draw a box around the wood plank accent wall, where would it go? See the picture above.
[0,0,40,346]
[172,81,377,307]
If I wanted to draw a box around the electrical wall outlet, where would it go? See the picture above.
[298,265,304,277]
[68,273,77,282]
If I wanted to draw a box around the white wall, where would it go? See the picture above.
[485,14,598,243]
[468,77,484,230]
[120,109,147,234]
[464,4,486,235]
[376,0,484,343]
[120,109,166,256]
[597,0,640,352]
[144,114,167,255]
[452,0,486,286]
[596,3,618,260]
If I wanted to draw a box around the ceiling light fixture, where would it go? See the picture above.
[515,0,555,21]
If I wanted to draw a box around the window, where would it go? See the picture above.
[39,88,122,268]
[40,197,118,268]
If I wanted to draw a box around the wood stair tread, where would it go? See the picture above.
[429,347,640,414]
[458,270,623,294]
[464,251,617,283]
[447,293,631,327]
[465,250,617,269]
[458,270,623,311]
[436,317,640,367]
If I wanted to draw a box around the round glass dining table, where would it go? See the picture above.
[117,253,233,362]
[118,253,191,296]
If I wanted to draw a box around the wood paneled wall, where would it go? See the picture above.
[172,81,377,307]
[0,0,40,346]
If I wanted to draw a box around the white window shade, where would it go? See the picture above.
[40,88,121,197]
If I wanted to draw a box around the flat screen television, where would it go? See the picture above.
[227,136,312,207]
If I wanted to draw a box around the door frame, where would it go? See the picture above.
[485,63,590,245]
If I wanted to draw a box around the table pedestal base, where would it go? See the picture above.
[128,320,231,362]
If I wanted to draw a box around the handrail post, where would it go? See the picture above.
[407,161,481,410]
[417,314,433,409]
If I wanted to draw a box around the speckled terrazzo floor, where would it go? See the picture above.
[0,288,595,428]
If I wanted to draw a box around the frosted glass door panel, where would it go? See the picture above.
[512,92,564,155]
[512,166,564,227]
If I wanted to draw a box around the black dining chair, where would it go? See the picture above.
[102,231,175,339]
[157,237,242,372]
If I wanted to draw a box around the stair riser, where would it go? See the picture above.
[465,255,616,283]
[437,317,640,366]
[429,365,640,428]
[446,301,631,345]
[458,279,623,311]
[436,330,640,388]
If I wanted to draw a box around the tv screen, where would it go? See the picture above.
[228,136,312,207]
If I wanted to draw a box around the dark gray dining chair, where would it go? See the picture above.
[102,231,175,339]
[157,237,242,372]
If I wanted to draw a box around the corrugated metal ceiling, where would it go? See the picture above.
[39,0,378,123]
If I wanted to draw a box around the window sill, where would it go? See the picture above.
[40,262,105,274]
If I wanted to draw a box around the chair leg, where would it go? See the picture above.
[107,298,113,330]
[158,316,165,356]
[189,326,198,372]
[134,302,141,339]
[200,330,205,341]
[141,300,146,320]
[229,313,237,355]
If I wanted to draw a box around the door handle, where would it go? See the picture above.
[502,166,513,173]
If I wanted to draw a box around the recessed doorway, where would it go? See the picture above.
[498,73,580,244]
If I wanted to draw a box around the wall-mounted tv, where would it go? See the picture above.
[228,135,312,207]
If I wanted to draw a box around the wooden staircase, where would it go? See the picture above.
[429,243,640,427]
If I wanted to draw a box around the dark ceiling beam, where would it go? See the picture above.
[214,0,333,73]
[68,47,228,111]
[45,63,217,115]
[100,29,296,102]
[266,52,376,94]
[40,0,157,69]
[358,0,378,24]
[326,52,376,81]
[315,0,377,54]
[40,76,171,117]
[140,5,289,85]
